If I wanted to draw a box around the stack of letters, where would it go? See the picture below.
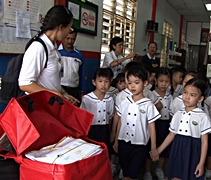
[25,136,102,165]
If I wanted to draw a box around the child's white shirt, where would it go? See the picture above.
[117,96,161,145]
[80,92,114,125]
[170,108,211,138]
[153,90,173,120]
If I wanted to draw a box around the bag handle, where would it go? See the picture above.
[24,97,34,112]
[48,96,64,106]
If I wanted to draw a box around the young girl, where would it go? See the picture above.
[156,78,211,180]
[145,67,173,180]
[19,5,79,105]
[113,66,161,180]
[80,68,114,152]
[114,72,126,92]
[169,71,201,116]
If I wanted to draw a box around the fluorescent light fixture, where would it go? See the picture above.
[205,3,211,11]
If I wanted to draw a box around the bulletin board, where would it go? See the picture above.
[0,0,54,54]
[67,0,98,36]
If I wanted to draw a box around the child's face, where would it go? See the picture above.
[182,74,194,87]
[173,72,183,84]
[127,75,147,96]
[148,72,156,85]
[182,85,203,111]
[117,81,126,91]
[92,76,111,94]
[155,74,171,92]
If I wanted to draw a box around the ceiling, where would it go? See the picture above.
[166,0,211,22]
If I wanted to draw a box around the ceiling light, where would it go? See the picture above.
[205,3,211,11]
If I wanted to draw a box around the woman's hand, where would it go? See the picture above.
[63,92,80,105]
[126,52,135,59]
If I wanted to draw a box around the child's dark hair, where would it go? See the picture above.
[184,70,202,79]
[127,66,148,82]
[124,61,141,73]
[113,73,125,88]
[106,68,114,78]
[93,68,112,81]
[109,37,123,51]
[171,67,184,77]
[155,67,171,80]
[184,78,207,96]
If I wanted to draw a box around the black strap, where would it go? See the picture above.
[24,97,34,112]
[48,96,64,106]
[34,38,48,68]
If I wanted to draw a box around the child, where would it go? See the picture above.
[170,67,184,98]
[106,68,119,98]
[80,68,114,152]
[113,66,161,180]
[169,71,201,116]
[114,72,126,92]
[203,96,211,178]
[145,67,173,180]
[156,78,211,180]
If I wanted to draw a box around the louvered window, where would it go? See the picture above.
[101,0,137,65]
[160,21,174,67]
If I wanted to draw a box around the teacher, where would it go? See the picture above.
[102,37,135,78]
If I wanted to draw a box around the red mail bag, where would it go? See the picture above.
[0,91,112,180]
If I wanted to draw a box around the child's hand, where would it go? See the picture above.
[113,141,118,153]
[149,148,159,162]
[195,163,204,177]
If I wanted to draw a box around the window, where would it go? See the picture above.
[101,0,137,65]
[160,20,174,67]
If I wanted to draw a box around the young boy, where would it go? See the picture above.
[113,66,161,180]
[170,67,184,98]
[80,68,114,152]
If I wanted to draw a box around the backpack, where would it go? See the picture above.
[0,37,48,104]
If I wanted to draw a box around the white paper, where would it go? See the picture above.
[16,10,31,38]
[25,137,102,165]
[0,0,3,19]
[3,0,23,20]
[0,24,4,42]
[23,0,40,24]
[68,2,79,20]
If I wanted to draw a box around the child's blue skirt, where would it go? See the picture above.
[166,134,204,180]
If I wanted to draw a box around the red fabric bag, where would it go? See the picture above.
[0,91,112,180]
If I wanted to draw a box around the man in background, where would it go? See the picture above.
[140,42,160,68]
[58,27,86,100]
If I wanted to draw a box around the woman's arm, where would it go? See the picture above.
[195,134,208,177]
[109,52,135,68]
[20,82,61,96]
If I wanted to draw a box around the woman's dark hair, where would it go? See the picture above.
[127,66,148,82]
[41,5,73,33]
[109,37,123,51]
[93,68,112,81]
[184,78,207,96]
[155,67,171,80]
[26,5,73,50]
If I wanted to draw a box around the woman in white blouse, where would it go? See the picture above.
[102,37,135,78]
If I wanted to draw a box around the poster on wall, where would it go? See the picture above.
[67,0,98,36]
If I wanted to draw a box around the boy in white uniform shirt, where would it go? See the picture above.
[80,68,114,154]
[113,66,161,180]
